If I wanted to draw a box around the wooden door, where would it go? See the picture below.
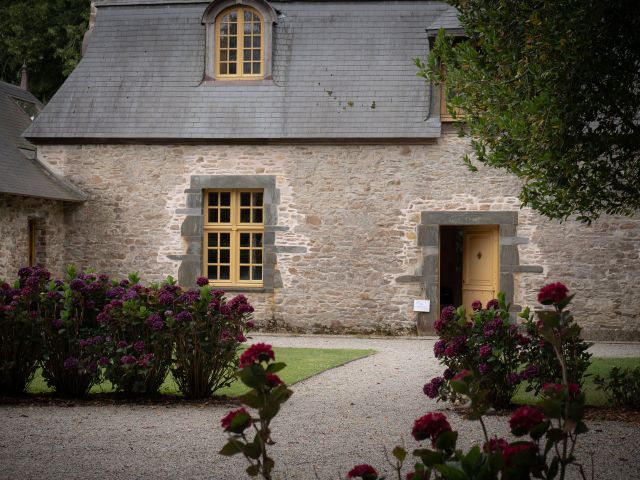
[462,225,499,315]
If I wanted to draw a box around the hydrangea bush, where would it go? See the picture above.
[426,293,528,409]
[39,266,112,397]
[0,266,47,394]
[171,277,255,399]
[426,286,591,410]
[94,274,176,395]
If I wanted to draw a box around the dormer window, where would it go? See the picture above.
[216,7,263,78]
[202,0,276,82]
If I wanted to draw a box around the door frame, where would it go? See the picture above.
[412,211,543,335]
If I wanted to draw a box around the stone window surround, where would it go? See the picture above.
[201,0,277,82]
[177,175,279,290]
[397,211,543,334]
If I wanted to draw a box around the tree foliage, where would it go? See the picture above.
[420,0,640,222]
[0,0,89,102]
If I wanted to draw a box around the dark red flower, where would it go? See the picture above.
[452,369,472,381]
[483,437,509,454]
[543,383,581,398]
[411,413,452,445]
[486,299,499,310]
[471,300,482,311]
[509,406,545,435]
[347,464,378,479]
[220,407,251,433]
[239,343,275,368]
[502,442,537,467]
[196,276,209,287]
[537,282,569,305]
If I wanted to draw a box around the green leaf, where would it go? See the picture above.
[548,456,560,479]
[435,464,467,480]
[239,363,267,389]
[434,431,458,452]
[219,441,243,456]
[246,464,260,476]
[414,448,444,466]
[243,443,262,460]
[529,420,550,441]
[266,362,286,374]
[238,391,264,409]
[392,446,407,463]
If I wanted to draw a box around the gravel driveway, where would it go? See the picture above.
[1,335,639,480]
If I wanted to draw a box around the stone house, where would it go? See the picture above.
[17,0,640,340]
[0,79,85,278]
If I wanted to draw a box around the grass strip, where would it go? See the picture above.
[27,346,376,398]
[513,357,640,407]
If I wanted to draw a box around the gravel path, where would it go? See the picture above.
[1,335,639,480]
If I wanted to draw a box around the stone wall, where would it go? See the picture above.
[0,194,67,281]
[38,136,640,340]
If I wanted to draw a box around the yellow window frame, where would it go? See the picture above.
[215,6,264,79]
[203,189,264,287]
[28,219,36,267]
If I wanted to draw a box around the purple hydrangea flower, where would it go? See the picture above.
[106,287,125,298]
[133,341,145,353]
[471,300,482,311]
[69,279,87,291]
[122,290,138,301]
[98,356,109,367]
[116,340,128,349]
[433,339,447,358]
[520,364,539,381]
[52,318,63,329]
[423,377,444,399]
[486,299,499,310]
[506,372,521,385]
[479,363,491,375]
[479,345,492,358]
[235,333,247,343]
[63,357,80,369]
[158,292,174,305]
[196,276,209,287]
[119,279,130,287]
[98,274,110,283]
[120,355,137,365]
[175,311,193,322]
[245,321,255,329]
[443,368,454,380]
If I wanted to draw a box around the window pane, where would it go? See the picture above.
[208,233,218,247]
[220,233,230,247]
[230,11,237,22]
[220,63,228,75]
[252,50,260,61]
[244,48,251,60]
[208,209,218,223]
[220,50,228,61]
[208,250,218,263]
[252,62,261,74]
[208,266,217,280]
[244,23,252,35]
[253,233,263,247]
[220,37,228,48]
[253,192,263,206]
[243,62,251,74]
[230,23,237,35]
[220,192,231,206]
[240,208,251,223]
[208,192,218,206]
[229,63,237,75]
[252,266,262,280]
[253,37,261,48]
[240,266,250,280]
[230,37,237,49]
[240,250,250,263]
[221,22,228,34]
[220,249,230,264]
[220,266,230,280]
[220,208,231,223]
[240,233,250,247]
[252,250,262,264]
[244,10,253,22]
[240,192,251,206]
[253,22,261,34]
[253,209,263,223]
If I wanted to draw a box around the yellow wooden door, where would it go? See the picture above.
[462,225,499,314]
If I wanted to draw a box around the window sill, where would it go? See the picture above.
[200,77,277,87]
[214,286,270,294]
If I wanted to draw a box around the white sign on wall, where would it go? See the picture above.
[413,299,431,313]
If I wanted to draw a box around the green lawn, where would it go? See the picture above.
[27,347,376,397]
[513,357,640,407]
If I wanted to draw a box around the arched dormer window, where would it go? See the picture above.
[202,0,277,81]
[217,6,262,78]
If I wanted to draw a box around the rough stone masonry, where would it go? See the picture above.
[34,132,640,340]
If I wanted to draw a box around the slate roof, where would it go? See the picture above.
[426,4,463,36]
[25,1,459,141]
[0,81,86,201]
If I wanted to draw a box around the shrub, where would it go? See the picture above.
[171,278,254,399]
[426,293,524,409]
[0,267,47,395]
[40,266,112,397]
[593,366,640,409]
[519,285,592,396]
[94,274,176,395]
